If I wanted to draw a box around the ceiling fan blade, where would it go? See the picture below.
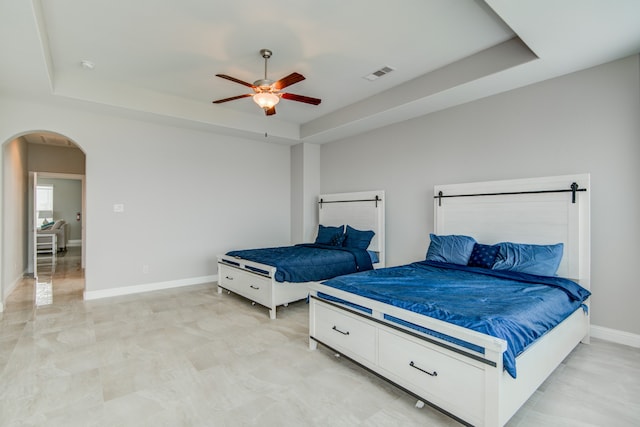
[265,106,276,116]
[216,74,257,89]
[212,93,253,104]
[281,92,322,105]
[272,72,305,90]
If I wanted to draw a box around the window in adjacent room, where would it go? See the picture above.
[36,184,54,225]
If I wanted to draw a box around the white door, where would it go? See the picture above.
[29,171,38,279]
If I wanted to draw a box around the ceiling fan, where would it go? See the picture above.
[212,49,321,116]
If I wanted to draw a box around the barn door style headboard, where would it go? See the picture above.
[433,174,590,284]
[318,190,385,267]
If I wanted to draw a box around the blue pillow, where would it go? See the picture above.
[467,243,500,269]
[492,242,564,276]
[315,224,344,246]
[425,233,476,265]
[343,225,375,250]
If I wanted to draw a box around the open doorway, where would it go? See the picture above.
[31,173,85,272]
[1,131,86,308]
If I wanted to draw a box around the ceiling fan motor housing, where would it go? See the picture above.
[253,79,275,89]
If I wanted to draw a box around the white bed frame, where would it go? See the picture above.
[218,190,385,319]
[308,175,590,426]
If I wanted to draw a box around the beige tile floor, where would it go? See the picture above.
[1,247,639,426]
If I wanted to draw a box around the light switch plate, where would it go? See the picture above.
[113,203,124,213]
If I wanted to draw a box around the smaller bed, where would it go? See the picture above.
[217,190,385,319]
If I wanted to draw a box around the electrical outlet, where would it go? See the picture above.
[142,265,149,274]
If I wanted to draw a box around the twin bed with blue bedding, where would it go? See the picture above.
[225,242,374,283]
[308,174,591,426]
[217,191,385,319]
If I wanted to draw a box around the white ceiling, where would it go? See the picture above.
[1,0,640,145]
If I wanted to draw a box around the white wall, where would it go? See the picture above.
[320,55,640,336]
[0,97,291,296]
[2,137,28,302]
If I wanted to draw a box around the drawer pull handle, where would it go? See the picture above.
[249,285,260,290]
[332,326,350,336]
[225,276,233,280]
[409,361,437,377]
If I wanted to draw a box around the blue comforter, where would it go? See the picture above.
[226,244,373,283]
[320,261,590,378]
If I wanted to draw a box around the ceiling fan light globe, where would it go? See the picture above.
[253,92,280,109]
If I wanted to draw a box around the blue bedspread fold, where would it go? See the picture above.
[320,260,590,378]
[226,244,372,283]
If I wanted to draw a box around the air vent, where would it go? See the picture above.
[363,66,395,81]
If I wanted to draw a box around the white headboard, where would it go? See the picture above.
[434,174,590,285]
[318,190,385,267]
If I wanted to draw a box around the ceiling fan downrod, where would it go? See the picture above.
[255,49,273,87]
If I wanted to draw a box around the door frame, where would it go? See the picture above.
[28,172,86,272]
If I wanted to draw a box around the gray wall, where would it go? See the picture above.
[290,143,320,244]
[320,55,640,335]
[1,54,638,338]
[0,97,291,296]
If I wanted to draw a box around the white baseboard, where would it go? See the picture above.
[83,275,218,300]
[67,240,82,247]
[0,302,3,312]
[591,324,640,348]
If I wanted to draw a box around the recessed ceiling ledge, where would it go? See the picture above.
[302,37,537,142]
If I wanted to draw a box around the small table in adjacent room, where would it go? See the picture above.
[36,233,57,255]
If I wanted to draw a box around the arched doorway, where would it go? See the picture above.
[1,131,86,308]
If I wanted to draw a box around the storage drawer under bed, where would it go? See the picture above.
[378,328,484,424]
[310,296,490,425]
[313,302,377,364]
[218,263,272,307]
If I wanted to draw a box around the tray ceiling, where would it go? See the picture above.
[1,0,639,144]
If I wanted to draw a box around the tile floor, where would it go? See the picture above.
[1,247,639,426]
